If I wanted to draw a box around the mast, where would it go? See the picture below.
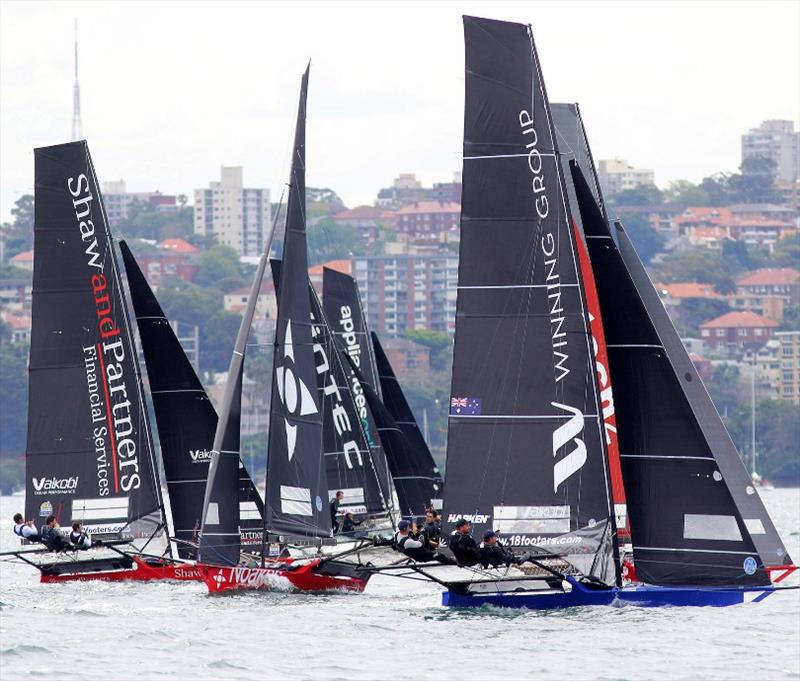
[263,64,331,540]
[751,354,757,479]
[121,242,264,559]
[27,141,164,539]
[440,16,617,584]
[570,159,792,584]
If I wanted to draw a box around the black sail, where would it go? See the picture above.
[442,17,615,582]
[26,141,164,538]
[265,66,330,540]
[571,162,791,585]
[322,267,394,513]
[119,242,263,559]
[372,332,442,516]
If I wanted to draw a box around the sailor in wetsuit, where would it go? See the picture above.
[340,512,365,537]
[448,519,481,566]
[330,490,344,533]
[41,515,71,552]
[12,513,40,542]
[421,509,442,549]
[480,530,529,568]
[69,521,92,550]
[393,519,436,561]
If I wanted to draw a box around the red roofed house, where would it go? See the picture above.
[659,282,723,308]
[223,280,276,319]
[331,206,396,243]
[308,259,352,289]
[394,201,460,243]
[700,310,778,354]
[134,239,200,285]
[9,250,34,272]
[676,206,796,251]
[159,238,198,254]
[730,268,800,322]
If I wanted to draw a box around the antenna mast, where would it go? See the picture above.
[71,19,83,141]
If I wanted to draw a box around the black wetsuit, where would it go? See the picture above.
[449,532,481,567]
[422,520,442,548]
[330,499,340,533]
[394,531,436,562]
[480,542,518,568]
[340,516,364,535]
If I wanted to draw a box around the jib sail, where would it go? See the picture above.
[26,141,165,538]
[322,267,394,509]
[571,161,792,585]
[372,332,443,516]
[264,65,330,540]
[441,17,616,583]
[120,242,263,559]
[553,103,627,534]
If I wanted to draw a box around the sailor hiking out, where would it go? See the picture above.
[40,515,72,553]
[12,513,41,542]
[448,519,481,566]
[479,530,530,568]
[69,522,92,550]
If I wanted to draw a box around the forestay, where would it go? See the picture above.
[571,161,792,586]
[26,141,164,538]
[441,17,616,583]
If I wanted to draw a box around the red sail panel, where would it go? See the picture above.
[573,221,627,533]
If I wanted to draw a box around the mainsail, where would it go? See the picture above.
[120,242,264,559]
[372,332,442,515]
[271,260,391,522]
[441,17,616,583]
[26,141,165,538]
[322,267,394,512]
[571,160,792,585]
[265,65,330,540]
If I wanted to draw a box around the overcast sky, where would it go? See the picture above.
[1,1,798,223]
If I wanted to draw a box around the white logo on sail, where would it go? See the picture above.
[275,320,317,460]
[551,402,586,491]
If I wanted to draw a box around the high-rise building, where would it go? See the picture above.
[741,120,800,183]
[353,254,459,336]
[193,166,271,256]
[597,159,655,197]
[101,180,178,227]
[776,331,800,404]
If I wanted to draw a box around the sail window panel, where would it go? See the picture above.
[71,496,129,520]
[280,485,313,517]
[327,487,365,503]
[494,505,572,535]
[744,518,766,535]
[683,514,743,542]
[238,500,262,521]
[206,502,220,525]
[458,219,579,288]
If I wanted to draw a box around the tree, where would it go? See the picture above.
[672,298,731,337]
[307,220,360,264]
[0,342,28,460]
[115,198,194,242]
[404,329,452,371]
[698,173,733,206]
[194,245,244,292]
[200,310,243,373]
[656,249,736,292]
[3,194,35,259]
[610,184,663,206]
[721,238,751,271]
[663,179,710,208]
[772,234,800,268]
[619,213,665,264]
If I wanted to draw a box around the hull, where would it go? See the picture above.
[199,558,369,595]
[442,578,777,609]
[40,555,204,584]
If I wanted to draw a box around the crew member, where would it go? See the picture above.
[340,512,365,537]
[69,521,92,550]
[41,515,71,552]
[12,513,40,542]
[330,490,344,533]
[421,509,442,549]
[392,519,436,562]
[448,519,481,566]
[480,530,529,568]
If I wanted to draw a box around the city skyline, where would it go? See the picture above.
[1,1,798,223]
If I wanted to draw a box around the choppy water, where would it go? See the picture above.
[1,490,798,681]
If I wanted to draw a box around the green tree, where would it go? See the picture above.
[115,198,194,242]
[194,245,244,292]
[656,249,737,292]
[404,329,452,371]
[672,298,731,337]
[307,219,360,264]
[663,179,710,208]
[3,194,35,259]
[721,238,751,270]
[619,213,665,264]
[610,184,663,206]
[771,234,800,268]
[0,342,28,460]
[200,310,243,373]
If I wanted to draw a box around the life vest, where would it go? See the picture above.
[70,530,90,548]
[13,523,25,537]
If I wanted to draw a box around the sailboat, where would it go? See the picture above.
[370,15,796,609]
[119,241,266,558]
[196,66,373,594]
[4,141,203,583]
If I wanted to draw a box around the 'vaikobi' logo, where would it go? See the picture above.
[32,476,79,496]
[189,449,213,463]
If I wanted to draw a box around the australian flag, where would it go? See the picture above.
[450,396,482,415]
